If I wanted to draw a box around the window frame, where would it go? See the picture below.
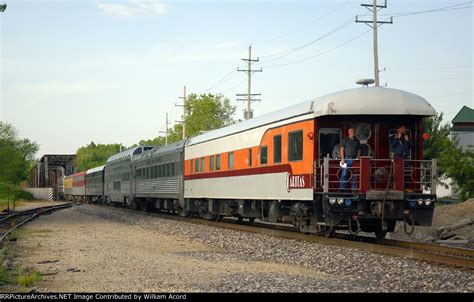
[195,159,199,173]
[288,129,304,162]
[248,149,252,167]
[273,134,282,164]
[260,145,268,165]
[228,152,234,170]
[210,155,215,171]
[216,154,221,171]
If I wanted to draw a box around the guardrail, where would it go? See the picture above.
[316,157,437,194]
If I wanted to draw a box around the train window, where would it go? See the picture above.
[273,135,282,164]
[355,123,372,142]
[228,152,234,170]
[154,166,158,178]
[146,167,149,179]
[160,165,165,177]
[318,128,341,159]
[113,181,121,190]
[248,149,252,166]
[166,163,170,177]
[195,159,199,173]
[171,162,175,176]
[201,158,205,173]
[216,154,221,171]
[260,146,268,165]
[288,130,303,162]
[210,155,215,171]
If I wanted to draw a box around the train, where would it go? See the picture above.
[63,86,438,238]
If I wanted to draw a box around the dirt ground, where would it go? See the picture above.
[391,199,474,247]
[6,206,329,292]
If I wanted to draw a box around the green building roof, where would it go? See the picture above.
[452,106,474,123]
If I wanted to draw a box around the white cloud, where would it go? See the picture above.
[97,1,167,18]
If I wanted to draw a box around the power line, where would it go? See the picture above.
[355,0,393,87]
[381,1,473,17]
[264,29,371,69]
[258,17,356,64]
[259,0,352,47]
[222,78,247,94]
[237,45,262,120]
[200,69,238,94]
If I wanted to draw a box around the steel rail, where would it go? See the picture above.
[0,203,74,243]
[85,203,474,270]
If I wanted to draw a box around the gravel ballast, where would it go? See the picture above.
[8,204,473,292]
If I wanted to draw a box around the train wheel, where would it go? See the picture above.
[248,217,255,224]
[324,226,335,238]
[374,226,388,239]
[131,199,140,211]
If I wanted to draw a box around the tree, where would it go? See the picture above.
[0,122,39,185]
[139,93,236,146]
[423,112,473,200]
[75,142,122,171]
[138,137,166,146]
[440,146,473,201]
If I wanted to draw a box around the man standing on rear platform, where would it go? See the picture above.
[339,127,361,191]
[390,125,414,159]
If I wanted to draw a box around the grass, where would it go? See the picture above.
[0,199,25,212]
[17,270,42,287]
[10,229,52,241]
[0,249,10,285]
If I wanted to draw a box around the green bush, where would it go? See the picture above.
[0,183,33,201]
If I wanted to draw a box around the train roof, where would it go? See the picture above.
[106,145,154,164]
[313,87,436,117]
[132,140,186,161]
[187,87,436,146]
[86,165,105,175]
[187,99,314,146]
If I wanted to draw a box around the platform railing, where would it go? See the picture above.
[317,157,437,194]
[321,157,360,193]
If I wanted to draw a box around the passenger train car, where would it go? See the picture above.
[63,86,438,238]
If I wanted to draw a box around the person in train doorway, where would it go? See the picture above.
[339,126,361,191]
[390,125,414,159]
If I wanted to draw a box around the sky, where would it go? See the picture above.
[0,0,472,156]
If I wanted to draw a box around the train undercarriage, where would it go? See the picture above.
[85,192,435,239]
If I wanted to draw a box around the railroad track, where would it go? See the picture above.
[0,203,74,243]
[83,202,474,270]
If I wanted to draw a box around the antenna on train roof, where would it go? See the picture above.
[356,79,375,87]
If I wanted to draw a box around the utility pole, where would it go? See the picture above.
[175,86,187,140]
[237,45,262,120]
[159,112,170,146]
[355,0,393,87]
